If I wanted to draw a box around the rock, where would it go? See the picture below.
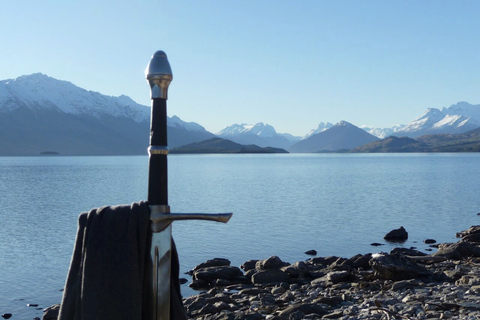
[424,239,437,244]
[278,303,328,317]
[255,256,285,270]
[305,249,317,255]
[192,258,231,272]
[384,226,408,242]
[390,247,427,256]
[281,261,308,278]
[369,253,431,280]
[42,304,60,320]
[251,269,291,284]
[370,242,384,246]
[326,270,350,284]
[241,260,258,271]
[1,314,12,320]
[347,253,372,269]
[456,226,480,243]
[193,266,243,283]
[433,241,480,260]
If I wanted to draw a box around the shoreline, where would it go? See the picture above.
[41,225,480,320]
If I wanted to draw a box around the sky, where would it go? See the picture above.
[1,1,479,136]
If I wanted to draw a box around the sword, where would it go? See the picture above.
[145,50,232,320]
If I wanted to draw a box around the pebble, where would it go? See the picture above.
[41,225,480,320]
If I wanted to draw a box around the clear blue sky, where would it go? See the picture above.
[2,1,479,136]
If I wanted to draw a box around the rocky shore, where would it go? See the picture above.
[42,226,480,320]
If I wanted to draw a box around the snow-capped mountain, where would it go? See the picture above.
[390,102,480,138]
[217,122,277,137]
[304,122,334,139]
[361,124,406,139]
[0,73,213,155]
[0,73,151,122]
[216,122,299,149]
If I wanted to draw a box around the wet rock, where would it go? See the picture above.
[384,226,408,242]
[370,242,384,246]
[305,250,317,255]
[424,239,437,244]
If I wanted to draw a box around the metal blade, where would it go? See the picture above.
[150,225,171,320]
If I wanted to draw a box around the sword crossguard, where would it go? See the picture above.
[149,205,233,232]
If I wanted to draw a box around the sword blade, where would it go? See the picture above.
[151,225,171,320]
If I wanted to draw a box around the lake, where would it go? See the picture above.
[1,153,479,318]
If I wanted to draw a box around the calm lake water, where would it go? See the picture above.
[1,153,479,318]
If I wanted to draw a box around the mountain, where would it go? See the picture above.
[303,122,334,139]
[351,127,480,152]
[288,121,380,153]
[361,124,406,139]
[392,102,480,138]
[170,137,288,154]
[351,136,426,152]
[216,122,298,149]
[0,73,214,155]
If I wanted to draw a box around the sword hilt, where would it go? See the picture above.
[149,205,232,232]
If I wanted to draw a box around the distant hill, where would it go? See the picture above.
[351,127,480,152]
[288,121,379,153]
[351,136,427,152]
[216,122,299,149]
[170,137,288,154]
[0,73,214,155]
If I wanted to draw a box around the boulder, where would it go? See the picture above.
[369,253,431,280]
[384,226,408,242]
[192,258,231,271]
[240,259,258,271]
[281,261,308,278]
[193,265,243,284]
[255,256,286,270]
[456,226,480,243]
[251,269,291,284]
[433,241,480,260]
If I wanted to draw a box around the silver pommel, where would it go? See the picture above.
[145,50,173,99]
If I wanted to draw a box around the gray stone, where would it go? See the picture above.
[278,303,328,317]
[326,271,351,284]
[251,269,291,284]
[433,241,480,260]
[194,266,243,282]
[255,256,285,270]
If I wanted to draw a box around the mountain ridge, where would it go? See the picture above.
[1,73,480,155]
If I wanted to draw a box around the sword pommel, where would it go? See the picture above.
[146,50,173,99]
